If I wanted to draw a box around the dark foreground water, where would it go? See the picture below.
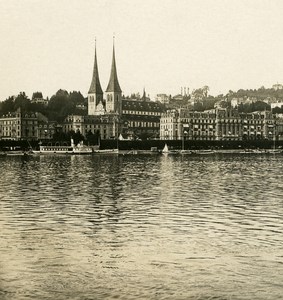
[0,153,282,300]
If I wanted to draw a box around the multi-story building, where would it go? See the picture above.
[159,109,180,140]
[37,120,56,140]
[271,102,283,109]
[155,94,170,105]
[31,92,49,106]
[275,114,283,140]
[0,108,54,140]
[63,41,165,141]
[122,98,164,139]
[63,114,119,140]
[231,98,245,108]
[67,41,122,140]
[272,83,283,90]
[88,43,122,116]
[0,111,20,140]
[160,108,279,141]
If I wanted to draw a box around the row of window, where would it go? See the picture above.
[127,121,159,128]
[123,110,161,116]
[0,120,18,125]
[1,128,18,132]
[1,120,38,125]
[1,132,20,137]
[38,124,54,128]
[64,124,112,132]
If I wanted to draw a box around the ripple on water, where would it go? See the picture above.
[0,154,282,299]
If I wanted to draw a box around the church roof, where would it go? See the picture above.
[106,45,122,93]
[88,45,103,94]
[122,99,165,113]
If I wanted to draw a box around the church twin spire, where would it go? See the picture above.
[106,44,122,93]
[88,40,103,95]
[88,39,121,95]
[88,38,122,115]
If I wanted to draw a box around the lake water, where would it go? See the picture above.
[0,153,282,300]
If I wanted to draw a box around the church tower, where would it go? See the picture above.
[105,42,122,114]
[88,41,104,115]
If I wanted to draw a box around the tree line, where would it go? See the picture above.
[1,86,283,121]
[0,90,87,122]
[166,85,283,113]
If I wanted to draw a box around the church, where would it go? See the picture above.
[88,42,122,116]
[63,41,165,141]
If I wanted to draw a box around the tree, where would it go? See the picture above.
[86,130,100,145]
[272,106,283,114]
[193,101,204,111]
[14,92,31,111]
[0,96,15,114]
[192,88,203,100]
[69,91,85,105]
[202,85,210,98]
[47,89,74,122]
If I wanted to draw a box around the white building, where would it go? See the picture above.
[155,94,169,104]
[272,84,283,90]
[271,102,283,109]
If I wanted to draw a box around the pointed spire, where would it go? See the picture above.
[106,39,122,93]
[142,87,146,100]
[88,38,103,94]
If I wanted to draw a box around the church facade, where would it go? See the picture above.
[63,42,165,141]
[88,44,122,116]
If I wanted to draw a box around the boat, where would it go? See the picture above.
[93,148,119,154]
[32,139,93,155]
[119,149,160,155]
[239,148,266,154]
[179,149,193,155]
[162,143,179,155]
[194,149,216,155]
[266,149,282,154]
[92,136,119,154]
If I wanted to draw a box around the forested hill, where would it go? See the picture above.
[228,86,283,101]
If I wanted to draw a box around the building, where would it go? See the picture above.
[155,94,170,105]
[160,108,279,141]
[63,114,119,140]
[172,94,184,101]
[272,83,283,90]
[74,41,122,140]
[275,114,283,140]
[88,43,122,116]
[62,41,165,141]
[31,92,49,106]
[87,43,104,116]
[37,120,56,140]
[122,97,164,139]
[271,102,283,109]
[231,97,245,108]
[0,108,54,140]
[0,111,20,140]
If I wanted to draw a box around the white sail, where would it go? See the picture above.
[162,143,169,153]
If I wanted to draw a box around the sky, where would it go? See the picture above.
[0,0,283,101]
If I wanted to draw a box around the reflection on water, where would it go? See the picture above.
[0,154,283,299]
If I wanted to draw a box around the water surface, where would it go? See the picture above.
[0,154,282,299]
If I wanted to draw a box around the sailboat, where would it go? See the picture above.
[162,143,179,155]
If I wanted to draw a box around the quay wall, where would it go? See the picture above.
[100,139,283,150]
[1,139,282,151]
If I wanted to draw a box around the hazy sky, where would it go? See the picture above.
[0,0,283,101]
